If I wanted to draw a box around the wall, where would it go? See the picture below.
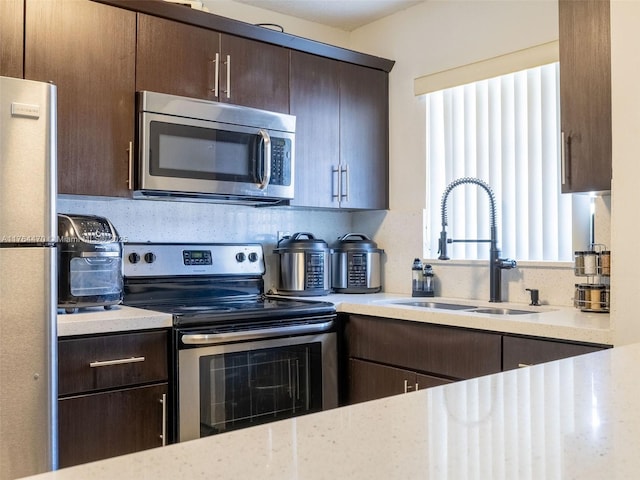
[348,0,607,307]
[201,0,350,47]
[610,0,640,345]
[60,1,614,310]
[58,196,352,292]
[57,2,353,292]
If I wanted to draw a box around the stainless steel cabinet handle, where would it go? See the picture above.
[89,356,145,368]
[332,165,340,202]
[224,54,231,98]
[341,164,349,202]
[561,130,570,186]
[403,380,420,393]
[518,363,533,368]
[127,141,133,190]
[257,129,271,189]
[159,393,167,446]
[211,53,220,97]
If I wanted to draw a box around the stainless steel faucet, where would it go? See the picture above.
[437,177,517,302]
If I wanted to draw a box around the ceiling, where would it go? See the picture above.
[229,0,426,31]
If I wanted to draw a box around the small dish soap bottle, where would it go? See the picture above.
[411,258,423,296]
[421,264,435,297]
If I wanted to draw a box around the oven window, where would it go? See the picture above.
[198,343,323,436]
[149,121,257,182]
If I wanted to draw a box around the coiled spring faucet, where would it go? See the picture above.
[438,177,517,302]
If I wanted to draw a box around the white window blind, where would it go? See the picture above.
[425,62,584,262]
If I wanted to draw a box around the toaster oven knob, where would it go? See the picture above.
[248,252,259,263]
[235,252,246,262]
[144,252,156,264]
[128,252,140,264]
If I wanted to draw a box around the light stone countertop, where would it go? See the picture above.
[22,340,637,480]
[57,293,612,345]
[291,292,612,345]
[57,305,172,337]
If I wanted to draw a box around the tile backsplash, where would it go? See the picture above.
[59,196,605,307]
[58,196,352,291]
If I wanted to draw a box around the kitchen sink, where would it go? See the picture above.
[390,301,478,310]
[387,300,540,315]
[468,307,534,315]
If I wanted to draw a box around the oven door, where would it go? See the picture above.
[178,330,337,442]
[137,110,294,201]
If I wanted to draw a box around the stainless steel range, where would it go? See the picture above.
[122,243,338,443]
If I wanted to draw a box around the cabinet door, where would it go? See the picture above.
[559,0,611,193]
[289,51,340,208]
[348,358,414,404]
[503,335,606,371]
[416,372,453,390]
[0,0,23,78]
[58,383,167,468]
[339,63,389,209]
[24,0,136,197]
[220,34,289,113]
[136,13,219,100]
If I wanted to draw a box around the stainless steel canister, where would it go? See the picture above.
[273,232,331,296]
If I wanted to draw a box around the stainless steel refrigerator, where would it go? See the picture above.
[0,76,58,479]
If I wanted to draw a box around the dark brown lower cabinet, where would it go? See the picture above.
[503,335,607,371]
[343,314,610,405]
[58,330,170,467]
[349,358,451,404]
[343,314,502,404]
[58,383,167,468]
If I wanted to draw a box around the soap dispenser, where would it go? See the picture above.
[421,264,435,297]
[411,258,423,296]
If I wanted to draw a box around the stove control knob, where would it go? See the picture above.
[248,252,259,263]
[235,252,246,262]
[144,252,156,264]
[128,252,140,264]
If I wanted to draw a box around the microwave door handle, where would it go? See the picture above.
[258,129,271,190]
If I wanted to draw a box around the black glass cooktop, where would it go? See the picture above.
[130,296,336,327]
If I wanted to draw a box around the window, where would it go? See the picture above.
[425,62,589,262]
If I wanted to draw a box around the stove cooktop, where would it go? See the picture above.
[131,296,336,327]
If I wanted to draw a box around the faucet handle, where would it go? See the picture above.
[438,231,450,260]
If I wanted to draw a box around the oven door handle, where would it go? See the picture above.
[180,320,334,346]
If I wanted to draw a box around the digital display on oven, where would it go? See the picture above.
[183,250,212,266]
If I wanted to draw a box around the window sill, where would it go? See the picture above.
[424,258,574,270]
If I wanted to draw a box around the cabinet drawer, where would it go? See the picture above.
[503,335,606,371]
[59,330,168,396]
[345,315,502,380]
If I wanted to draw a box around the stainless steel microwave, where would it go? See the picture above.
[134,91,295,204]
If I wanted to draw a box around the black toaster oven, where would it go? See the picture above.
[57,214,123,314]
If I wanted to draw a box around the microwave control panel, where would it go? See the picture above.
[270,137,292,186]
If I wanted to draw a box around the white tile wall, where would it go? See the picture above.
[58,196,352,291]
[60,195,595,306]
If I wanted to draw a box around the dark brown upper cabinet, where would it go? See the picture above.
[24,0,136,197]
[136,13,289,113]
[0,0,24,78]
[559,0,612,193]
[290,53,389,210]
[289,51,340,208]
[339,62,389,209]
